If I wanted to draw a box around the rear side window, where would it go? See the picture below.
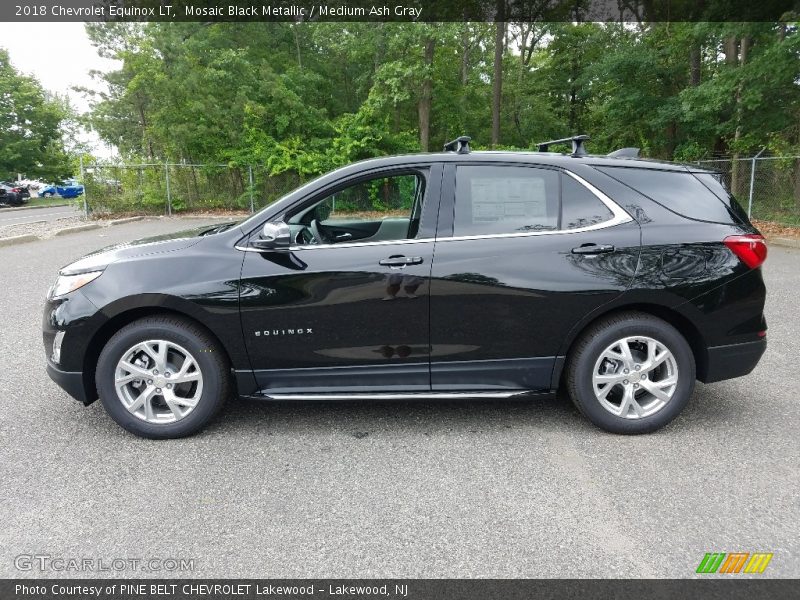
[596,166,742,224]
[561,175,614,230]
[693,173,750,223]
[454,166,560,236]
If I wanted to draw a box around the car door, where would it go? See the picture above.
[239,164,442,396]
[429,162,641,392]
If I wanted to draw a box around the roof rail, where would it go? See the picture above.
[443,136,471,154]
[536,134,590,157]
[607,147,640,158]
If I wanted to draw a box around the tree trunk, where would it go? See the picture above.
[731,36,750,197]
[460,25,470,86]
[491,20,504,147]
[689,43,701,86]
[417,36,435,152]
[292,24,302,70]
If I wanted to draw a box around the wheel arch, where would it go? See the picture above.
[553,302,709,389]
[81,305,235,404]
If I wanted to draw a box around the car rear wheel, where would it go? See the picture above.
[42,192,54,197]
[565,312,695,434]
[96,316,230,439]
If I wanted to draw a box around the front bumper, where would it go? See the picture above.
[46,361,92,405]
[701,339,767,383]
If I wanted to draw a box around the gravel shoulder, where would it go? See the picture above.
[0,216,86,239]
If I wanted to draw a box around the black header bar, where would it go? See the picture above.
[2,0,799,22]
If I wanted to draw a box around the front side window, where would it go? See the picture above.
[454,166,560,236]
[287,172,425,245]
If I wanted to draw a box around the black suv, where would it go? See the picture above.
[43,136,767,438]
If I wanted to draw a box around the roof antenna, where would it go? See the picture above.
[536,134,590,157]
[607,147,640,158]
[443,136,471,154]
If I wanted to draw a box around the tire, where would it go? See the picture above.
[96,315,230,439]
[43,192,54,197]
[565,311,695,434]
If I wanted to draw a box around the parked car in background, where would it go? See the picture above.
[1,182,30,199]
[39,179,84,199]
[0,185,24,207]
[19,178,46,191]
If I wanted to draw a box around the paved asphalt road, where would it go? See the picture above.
[0,218,797,579]
[0,204,79,228]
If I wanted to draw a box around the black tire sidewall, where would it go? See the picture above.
[96,320,227,439]
[568,317,695,434]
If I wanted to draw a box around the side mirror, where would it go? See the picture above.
[250,222,291,251]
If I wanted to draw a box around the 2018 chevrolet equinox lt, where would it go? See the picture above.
[43,136,767,438]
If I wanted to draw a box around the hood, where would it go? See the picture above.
[60,222,239,275]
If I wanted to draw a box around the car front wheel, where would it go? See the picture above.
[565,312,695,434]
[96,316,230,439]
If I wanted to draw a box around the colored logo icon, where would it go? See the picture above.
[696,552,773,574]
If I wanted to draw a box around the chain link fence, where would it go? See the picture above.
[76,157,800,227]
[80,162,302,217]
[695,156,800,226]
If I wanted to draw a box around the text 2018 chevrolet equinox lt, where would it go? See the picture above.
[43,136,767,438]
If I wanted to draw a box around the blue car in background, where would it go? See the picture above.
[40,179,84,199]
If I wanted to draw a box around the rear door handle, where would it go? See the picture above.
[379,256,424,267]
[571,243,615,255]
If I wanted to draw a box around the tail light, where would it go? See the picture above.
[723,234,767,269]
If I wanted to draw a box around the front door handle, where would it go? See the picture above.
[379,256,424,267]
[571,243,615,255]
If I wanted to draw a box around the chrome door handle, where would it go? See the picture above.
[571,244,615,255]
[379,256,424,267]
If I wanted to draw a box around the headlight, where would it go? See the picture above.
[51,271,104,298]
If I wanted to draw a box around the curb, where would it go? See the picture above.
[109,216,145,226]
[53,223,101,236]
[2,202,71,212]
[0,234,39,247]
[770,237,800,250]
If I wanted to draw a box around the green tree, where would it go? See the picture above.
[0,49,72,180]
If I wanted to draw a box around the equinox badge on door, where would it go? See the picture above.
[254,328,314,337]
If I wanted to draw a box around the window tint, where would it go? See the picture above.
[561,175,613,229]
[597,166,741,224]
[454,166,559,236]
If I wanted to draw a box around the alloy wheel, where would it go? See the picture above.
[591,336,679,419]
[114,340,203,424]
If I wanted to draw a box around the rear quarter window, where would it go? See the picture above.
[596,166,743,224]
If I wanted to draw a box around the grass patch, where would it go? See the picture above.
[24,196,76,208]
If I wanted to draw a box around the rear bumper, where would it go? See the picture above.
[46,361,92,405]
[701,339,766,383]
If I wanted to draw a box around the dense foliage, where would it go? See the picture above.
[83,21,800,204]
[0,49,74,181]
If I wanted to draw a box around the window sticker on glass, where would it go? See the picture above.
[471,177,547,224]
[455,166,559,235]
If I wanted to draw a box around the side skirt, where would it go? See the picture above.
[240,390,554,401]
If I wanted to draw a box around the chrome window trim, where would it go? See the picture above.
[235,168,633,252]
